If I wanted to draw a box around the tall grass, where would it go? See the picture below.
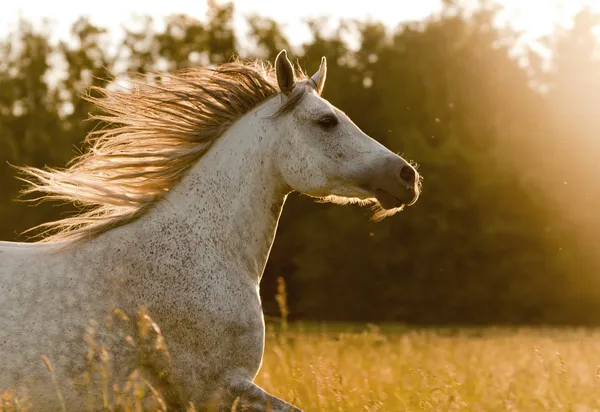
[257,325,600,411]
[3,280,600,411]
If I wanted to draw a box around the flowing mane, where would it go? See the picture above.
[16,59,309,245]
[2,50,420,411]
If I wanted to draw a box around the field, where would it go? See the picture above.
[4,322,600,411]
[257,323,600,411]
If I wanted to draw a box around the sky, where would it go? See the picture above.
[0,0,598,54]
[1,0,440,49]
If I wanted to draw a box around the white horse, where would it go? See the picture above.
[0,50,420,411]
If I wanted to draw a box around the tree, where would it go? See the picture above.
[2,1,600,325]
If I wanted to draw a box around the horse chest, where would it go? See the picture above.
[116,259,266,377]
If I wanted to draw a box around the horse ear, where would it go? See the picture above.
[310,56,327,95]
[275,49,295,95]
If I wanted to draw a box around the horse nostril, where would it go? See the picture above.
[399,165,416,186]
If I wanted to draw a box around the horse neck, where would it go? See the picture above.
[136,102,288,284]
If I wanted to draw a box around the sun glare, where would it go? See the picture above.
[0,1,598,49]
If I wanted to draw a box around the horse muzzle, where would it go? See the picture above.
[362,156,420,210]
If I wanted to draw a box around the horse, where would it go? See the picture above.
[0,50,420,411]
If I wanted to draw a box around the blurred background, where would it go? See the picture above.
[1,0,600,326]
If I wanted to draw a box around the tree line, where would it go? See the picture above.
[2,1,600,325]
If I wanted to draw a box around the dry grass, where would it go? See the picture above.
[4,285,600,412]
[256,324,600,411]
[4,324,600,411]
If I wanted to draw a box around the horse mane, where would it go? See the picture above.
[16,58,309,245]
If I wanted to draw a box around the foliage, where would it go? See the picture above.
[1,1,600,324]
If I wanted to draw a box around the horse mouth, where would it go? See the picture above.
[373,188,418,210]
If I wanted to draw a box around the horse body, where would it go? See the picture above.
[1,97,289,410]
[0,50,420,411]
[1,239,115,407]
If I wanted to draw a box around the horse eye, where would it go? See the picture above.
[318,115,339,130]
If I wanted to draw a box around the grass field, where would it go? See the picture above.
[4,322,600,411]
[257,323,600,411]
